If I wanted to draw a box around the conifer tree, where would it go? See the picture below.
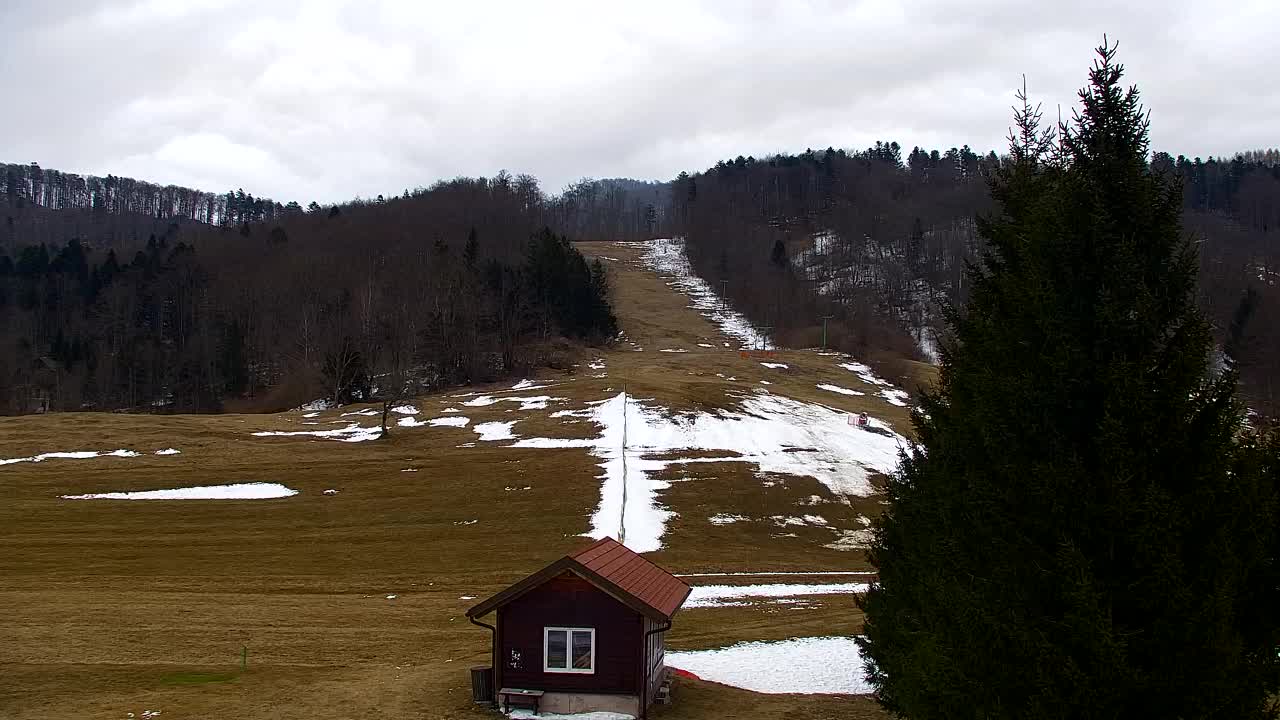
[858,40,1280,719]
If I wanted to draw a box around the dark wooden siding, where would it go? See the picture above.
[499,573,641,694]
[642,616,667,704]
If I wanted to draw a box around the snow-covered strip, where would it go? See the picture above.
[817,383,864,397]
[252,423,383,443]
[441,407,460,413]
[659,348,687,353]
[675,571,875,578]
[511,378,554,391]
[391,405,419,415]
[341,408,380,417]
[509,710,633,720]
[62,482,298,500]
[462,395,564,411]
[475,421,517,442]
[154,448,181,456]
[428,416,470,428]
[837,361,911,406]
[302,412,320,418]
[667,637,871,694]
[793,230,837,271]
[684,582,868,608]
[588,360,606,370]
[2,449,141,466]
[511,392,904,552]
[760,362,788,369]
[634,238,773,349]
[838,361,889,386]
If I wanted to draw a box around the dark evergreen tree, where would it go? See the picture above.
[1225,287,1259,373]
[859,41,1280,719]
[464,227,479,269]
[770,237,789,268]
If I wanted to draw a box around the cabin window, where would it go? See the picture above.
[543,627,595,673]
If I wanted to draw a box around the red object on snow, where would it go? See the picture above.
[670,667,702,681]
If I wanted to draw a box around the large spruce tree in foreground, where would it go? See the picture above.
[859,41,1280,718]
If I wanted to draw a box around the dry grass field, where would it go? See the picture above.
[1,241,922,720]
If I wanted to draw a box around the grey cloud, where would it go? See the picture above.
[2,0,1276,203]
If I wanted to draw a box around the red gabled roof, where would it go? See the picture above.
[466,537,691,622]
[569,537,690,619]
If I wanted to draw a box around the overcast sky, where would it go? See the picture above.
[2,0,1277,204]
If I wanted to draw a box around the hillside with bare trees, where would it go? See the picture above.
[0,173,615,414]
[659,146,1280,415]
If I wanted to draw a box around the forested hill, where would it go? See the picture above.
[0,172,616,415]
[6,147,1279,417]
[658,145,1280,416]
[2,162,295,250]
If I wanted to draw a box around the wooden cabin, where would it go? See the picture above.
[466,537,691,718]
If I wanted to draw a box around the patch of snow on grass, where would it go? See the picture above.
[154,448,181,455]
[463,395,564,411]
[475,421,517,442]
[62,482,298,500]
[2,449,142,466]
[298,399,334,412]
[709,513,748,525]
[817,383,864,396]
[253,423,383,443]
[398,417,427,428]
[302,412,320,418]
[428,416,470,428]
[588,360,606,370]
[880,388,910,407]
[512,392,904,552]
[341,408,380,417]
[392,405,419,415]
[636,238,772,349]
[760,362,788,369]
[660,348,688,353]
[825,528,875,550]
[771,514,828,527]
[667,636,871,694]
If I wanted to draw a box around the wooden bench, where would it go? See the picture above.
[497,687,544,714]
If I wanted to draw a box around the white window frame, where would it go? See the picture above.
[543,626,596,674]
